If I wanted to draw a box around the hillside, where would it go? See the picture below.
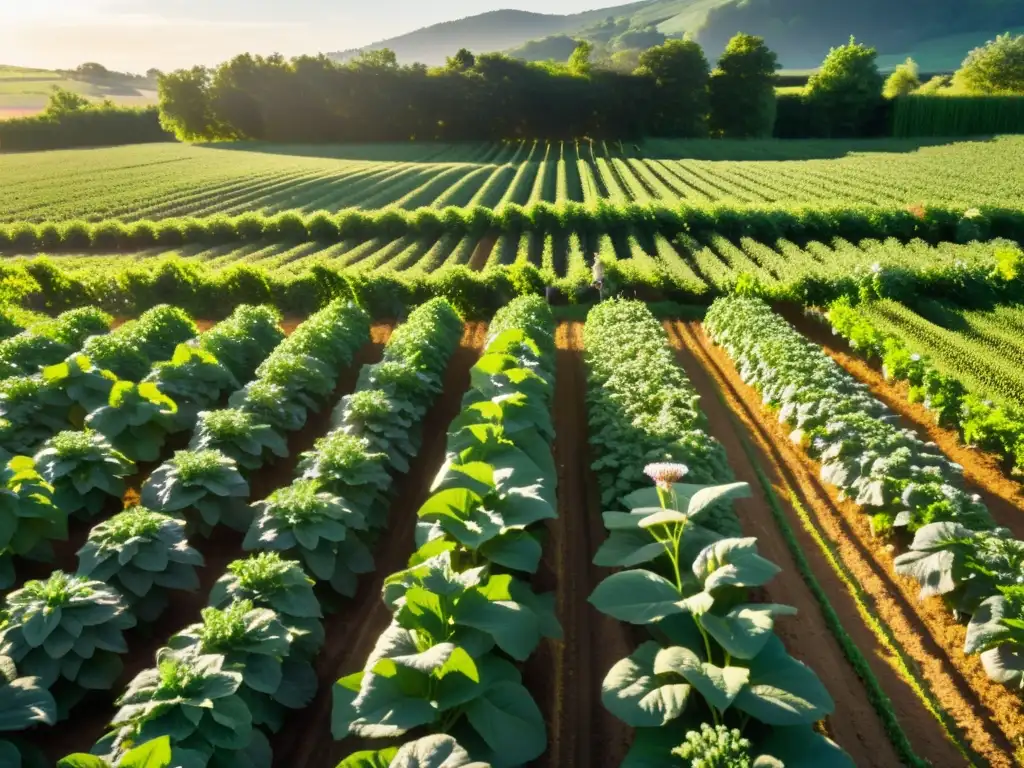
[0,65,158,120]
[331,0,1024,70]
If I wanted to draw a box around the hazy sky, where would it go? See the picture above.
[0,0,628,72]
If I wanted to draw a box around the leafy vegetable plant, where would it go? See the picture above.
[297,433,391,523]
[141,450,250,536]
[59,736,179,768]
[145,345,239,432]
[189,408,288,472]
[338,734,491,768]
[42,354,118,414]
[34,430,135,521]
[0,655,56,767]
[198,304,283,383]
[0,572,136,715]
[0,456,64,590]
[77,507,203,622]
[85,381,177,462]
[0,376,70,454]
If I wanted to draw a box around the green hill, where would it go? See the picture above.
[330,0,1024,70]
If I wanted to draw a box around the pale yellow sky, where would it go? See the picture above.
[0,0,621,72]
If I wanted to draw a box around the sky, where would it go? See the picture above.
[0,0,630,72]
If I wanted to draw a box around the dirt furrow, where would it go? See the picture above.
[39,325,395,762]
[271,321,489,768]
[668,319,1021,767]
[526,321,633,768]
[785,308,1024,539]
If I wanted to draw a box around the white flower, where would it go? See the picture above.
[644,462,689,490]
[871,262,882,274]
[910,353,921,362]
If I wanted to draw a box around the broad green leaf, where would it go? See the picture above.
[700,604,798,660]
[464,681,546,766]
[391,734,491,768]
[733,637,834,726]
[120,736,174,768]
[755,726,856,768]
[455,592,541,661]
[693,538,781,592]
[653,646,749,711]
[336,748,399,768]
[638,509,690,528]
[594,530,667,568]
[588,570,683,625]
[601,642,691,727]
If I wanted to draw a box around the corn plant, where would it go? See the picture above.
[163,600,316,733]
[34,431,135,521]
[189,408,288,473]
[94,653,269,768]
[85,381,177,463]
[208,554,324,660]
[0,456,64,590]
[141,450,250,536]
[0,572,136,716]
[0,655,56,767]
[244,479,373,597]
[77,508,203,623]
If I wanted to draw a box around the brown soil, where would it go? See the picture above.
[271,322,490,768]
[670,319,1023,767]
[525,321,634,768]
[468,234,497,271]
[664,320,938,767]
[786,309,1024,540]
[36,325,393,761]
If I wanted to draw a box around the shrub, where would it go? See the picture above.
[954,33,1024,94]
[141,449,250,536]
[0,572,135,715]
[163,600,316,732]
[34,430,135,520]
[884,57,921,98]
[77,507,203,622]
[208,553,324,658]
[806,37,885,137]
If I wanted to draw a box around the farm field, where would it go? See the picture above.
[3,292,1024,767]
[0,65,158,119]
[1,136,1023,221]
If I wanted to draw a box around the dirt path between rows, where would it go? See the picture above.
[785,308,1024,539]
[39,325,394,762]
[271,322,489,768]
[664,320,929,767]
[668,320,1022,767]
[525,321,633,768]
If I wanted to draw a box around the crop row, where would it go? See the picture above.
[332,296,560,766]
[2,139,1023,224]
[827,297,1024,478]
[704,297,1024,693]
[582,300,851,766]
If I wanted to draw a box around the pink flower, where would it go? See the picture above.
[644,462,689,490]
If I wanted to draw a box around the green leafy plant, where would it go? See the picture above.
[198,304,283,382]
[141,450,250,536]
[330,389,417,474]
[85,381,177,462]
[0,376,70,454]
[965,586,1024,686]
[0,456,64,590]
[59,736,180,768]
[94,653,269,768]
[208,553,324,659]
[244,479,373,597]
[0,655,57,767]
[79,334,150,383]
[0,572,135,716]
[229,381,308,436]
[0,333,70,378]
[164,599,316,733]
[42,354,118,414]
[297,433,391,520]
[34,430,135,520]
[253,352,336,411]
[77,507,203,622]
[189,408,288,472]
[145,345,239,432]
[338,734,491,768]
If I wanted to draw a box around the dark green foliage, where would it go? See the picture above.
[892,95,1024,137]
[0,107,171,153]
[636,40,711,138]
[954,33,1024,94]
[806,37,885,137]
[709,34,779,138]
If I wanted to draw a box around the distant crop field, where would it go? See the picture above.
[0,65,158,116]
[0,136,1022,222]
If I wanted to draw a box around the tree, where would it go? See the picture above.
[44,87,92,117]
[350,49,399,70]
[883,57,920,98]
[157,66,220,141]
[708,33,779,138]
[75,62,110,80]
[954,33,1024,94]
[806,37,884,137]
[568,40,594,75]
[446,48,476,71]
[637,38,711,136]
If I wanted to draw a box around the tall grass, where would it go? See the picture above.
[892,95,1024,137]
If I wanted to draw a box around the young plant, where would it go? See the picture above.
[587,463,850,766]
[0,456,64,590]
[163,600,316,733]
[229,381,308,436]
[80,335,150,382]
[338,734,490,768]
[34,430,135,521]
[244,479,373,597]
[77,507,203,622]
[42,354,118,414]
[59,736,180,768]
[124,305,197,363]
[198,304,284,382]
[85,381,177,462]
[0,655,57,767]
[145,345,239,432]
[330,389,417,473]
[189,408,288,472]
[253,352,336,411]
[297,432,391,524]
[0,333,70,378]
[141,450,250,536]
[208,553,324,659]
[333,549,559,767]
[94,653,269,768]
[0,376,70,454]
[965,586,1024,685]
[0,572,136,716]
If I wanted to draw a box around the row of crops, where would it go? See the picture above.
[705,297,1024,696]
[2,138,1023,222]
